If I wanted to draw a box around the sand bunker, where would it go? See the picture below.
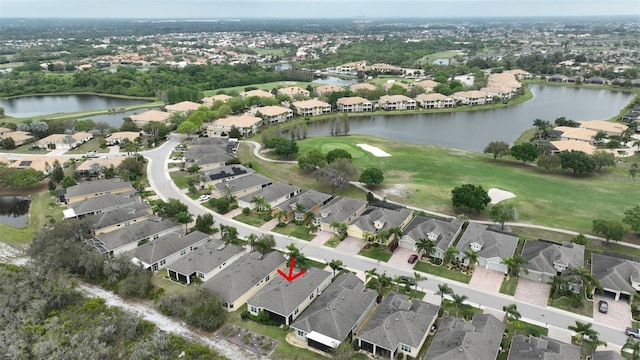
[357,144,391,157]
[488,188,516,204]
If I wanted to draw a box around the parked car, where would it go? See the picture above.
[626,327,640,338]
[598,300,608,314]
[198,194,210,202]
[408,254,418,264]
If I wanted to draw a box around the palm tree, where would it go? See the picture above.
[274,209,287,223]
[443,246,459,267]
[451,293,468,317]
[568,266,602,300]
[413,272,426,291]
[362,231,373,242]
[548,275,568,304]
[568,321,599,345]
[501,255,528,279]
[378,273,393,289]
[330,220,343,235]
[463,249,479,270]
[416,238,436,261]
[303,210,316,228]
[247,233,258,252]
[365,268,379,283]
[502,304,521,323]
[436,283,453,303]
[374,230,389,245]
[329,259,343,278]
[622,337,640,360]
[251,195,266,212]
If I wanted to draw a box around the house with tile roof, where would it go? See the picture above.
[7,155,67,174]
[247,268,332,325]
[75,156,126,177]
[520,240,585,285]
[201,94,232,105]
[165,101,202,113]
[455,223,519,274]
[452,90,491,106]
[415,93,455,109]
[105,131,140,145]
[579,120,628,137]
[348,206,414,244]
[552,126,597,143]
[237,182,301,211]
[349,83,378,92]
[130,230,211,272]
[130,109,171,127]
[399,216,464,260]
[166,239,245,285]
[313,196,368,233]
[253,105,294,124]
[424,314,505,360]
[239,89,275,99]
[0,130,35,146]
[413,79,440,92]
[378,95,416,110]
[549,140,597,155]
[291,273,377,353]
[277,86,310,98]
[336,96,373,112]
[356,293,439,360]
[271,189,333,223]
[315,84,345,96]
[507,335,580,360]
[292,99,332,116]
[36,132,93,150]
[591,253,640,301]
[200,251,286,312]
[208,114,263,137]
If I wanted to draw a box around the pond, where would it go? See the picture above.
[303,84,636,152]
[0,94,151,118]
[312,76,360,86]
[0,196,30,228]
[77,108,159,129]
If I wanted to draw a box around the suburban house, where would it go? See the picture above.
[621,108,640,123]
[315,84,344,96]
[415,93,455,109]
[271,189,333,223]
[239,89,275,99]
[0,130,35,146]
[90,202,153,235]
[349,83,378,92]
[291,273,377,353]
[335,60,368,75]
[201,94,232,105]
[105,131,140,145]
[348,206,414,244]
[211,173,273,199]
[507,335,580,360]
[552,126,597,143]
[201,164,254,186]
[336,97,373,112]
[75,157,126,178]
[356,293,439,360]
[591,253,640,301]
[549,140,597,155]
[200,251,287,312]
[130,109,171,127]
[252,105,294,124]
[166,239,245,284]
[520,240,585,285]
[399,216,464,260]
[383,81,410,92]
[185,152,236,172]
[63,191,139,219]
[585,76,608,85]
[6,155,65,174]
[165,101,202,113]
[503,69,532,80]
[424,314,505,360]
[378,95,416,110]
[292,99,332,116]
[36,132,93,150]
[88,218,181,256]
[61,178,134,204]
[313,196,368,233]
[452,90,491,106]
[578,120,628,137]
[237,182,301,210]
[547,74,569,82]
[413,79,440,92]
[481,85,516,101]
[247,268,333,325]
[277,86,310,98]
[130,230,211,272]
[455,223,519,274]
[208,114,263,137]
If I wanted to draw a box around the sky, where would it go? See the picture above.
[1,0,639,19]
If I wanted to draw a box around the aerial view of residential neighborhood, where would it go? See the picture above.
[1,0,640,359]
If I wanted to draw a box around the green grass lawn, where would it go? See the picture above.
[549,296,593,318]
[3,143,49,154]
[500,277,519,296]
[413,260,472,284]
[202,81,312,97]
[233,213,268,227]
[272,223,315,241]
[0,190,63,247]
[65,138,110,154]
[324,236,341,248]
[358,245,392,262]
[151,272,197,296]
[169,171,194,189]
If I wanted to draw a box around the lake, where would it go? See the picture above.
[312,76,360,86]
[304,84,636,152]
[0,196,30,228]
[0,94,150,118]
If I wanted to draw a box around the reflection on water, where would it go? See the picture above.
[0,196,30,228]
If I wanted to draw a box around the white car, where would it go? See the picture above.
[198,195,210,202]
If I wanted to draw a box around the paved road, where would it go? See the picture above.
[144,135,630,351]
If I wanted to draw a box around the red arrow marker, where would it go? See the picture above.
[278,257,306,282]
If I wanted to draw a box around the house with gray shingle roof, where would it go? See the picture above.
[455,223,519,274]
[424,314,505,360]
[591,253,640,301]
[88,219,181,256]
[166,239,245,285]
[507,335,580,360]
[399,216,464,260]
[201,164,253,185]
[291,273,377,353]
[212,173,273,199]
[592,350,626,360]
[348,206,414,244]
[272,189,333,223]
[520,240,584,284]
[200,251,286,312]
[90,202,153,234]
[313,196,368,233]
[63,190,139,219]
[129,230,210,272]
[237,182,301,210]
[186,153,236,171]
[247,268,332,325]
[62,178,134,204]
[357,293,439,360]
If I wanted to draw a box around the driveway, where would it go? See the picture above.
[469,267,504,293]
[310,231,332,246]
[593,295,631,329]
[259,218,279,232]
[335,236,365,255]
[514,278,551,307]
[387,247,418,271]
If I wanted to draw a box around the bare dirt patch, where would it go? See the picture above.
[381,184,408,198]
[218,324,277,358]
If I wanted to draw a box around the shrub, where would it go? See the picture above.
[242,207,251,215]
[263,214,273,221]
[276,222,287,228]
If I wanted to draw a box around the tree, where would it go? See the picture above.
[176,121,198,138]
[569,267,602,301]
[443,246,459,266]
[592,131,608,146]
[89,162,104,177]
[592,151,615,171]
[120,119,139,132]
[297,149,326,173]
[117,157,145,181]
[142,121,171,141]
[592,218,627,242]
[451,293,468,317]
[229,125,242,139]
[193,214,215,234]
[559,150,597,175]
[313,158,358,193]
[436,283,453,303]
[533,119,552,139]
[254,234,276,255]
[536,154,561,171]
[548,275,568,304]
[463,249,479,270]
[174,211,193,232]
[568,321,605,354]
[359,167,384,187]
[326,148,352,163]
[623,205,640,232]
[0,137,16,149]
[62,176,76,188]
[365,268,379,283]
[483,141,510,161]
[451,184,491,213]
[274,138,298,159]
[416,238,436,260]
[510,142,539,165]
[489,203,516,230]
[413,272,425,291]
[74,119,95,132]
[630,164,639,180]
[501,255,528,279]
[62,135,76,149]
[502,304,521,322]
[95,121,110,135]
[622,337,640,360]
[51,159,64,184]
[329,259,343,278]
[220,225,239,244]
